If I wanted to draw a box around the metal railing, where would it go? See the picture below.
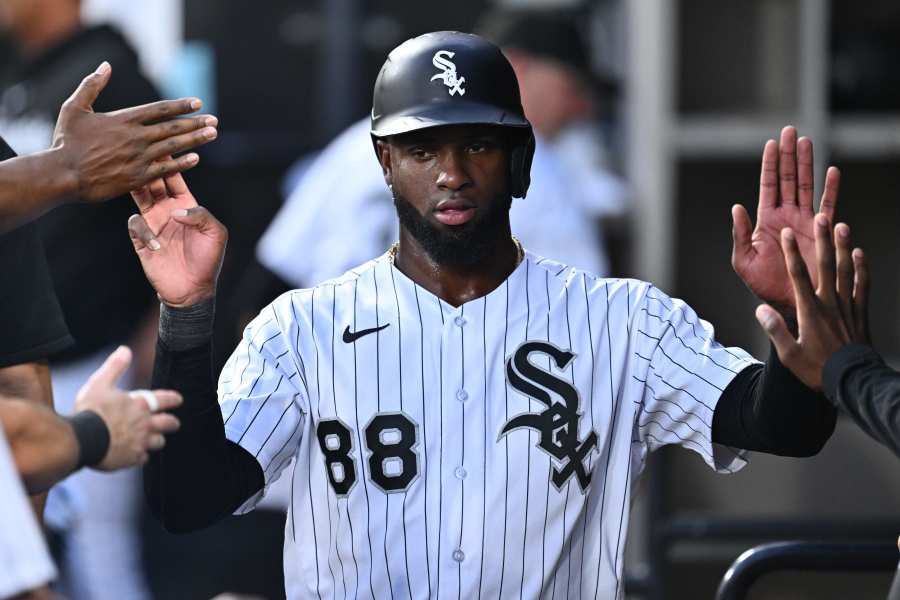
[715,541,898,600]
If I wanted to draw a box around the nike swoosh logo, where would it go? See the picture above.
[342,323,390,343]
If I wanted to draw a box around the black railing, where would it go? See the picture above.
[714,541,898,600]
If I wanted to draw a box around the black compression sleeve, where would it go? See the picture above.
[144,338,265,533]
[823,344,900,457]
[712,347,837,456]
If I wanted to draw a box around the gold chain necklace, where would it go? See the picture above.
[387,236,525,267]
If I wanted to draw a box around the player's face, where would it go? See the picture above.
[379,124,513,266]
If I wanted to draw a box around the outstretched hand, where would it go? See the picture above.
[128,171,227,307]
[51,62,218,202]
[755,216,870,390]
[732,126,840,313]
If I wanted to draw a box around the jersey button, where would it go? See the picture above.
[452,549,465,562]
[454,466,467,479]
[454,315,466,327]
[456,389,468,402]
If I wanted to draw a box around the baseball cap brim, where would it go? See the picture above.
[371,100,531,138]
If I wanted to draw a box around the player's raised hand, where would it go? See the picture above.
[732,126,840,313]
[755,216,870,390]
[128,171,227,307]
[51,62,218,202]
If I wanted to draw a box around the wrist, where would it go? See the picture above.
[159,296,216,351]
[42,146,80,201]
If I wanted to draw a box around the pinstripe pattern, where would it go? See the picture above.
[215,252,756,599]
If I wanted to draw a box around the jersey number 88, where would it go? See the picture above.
[316,413,419,495]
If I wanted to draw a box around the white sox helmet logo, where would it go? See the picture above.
[500,341,599,492]
[430,50,466,96]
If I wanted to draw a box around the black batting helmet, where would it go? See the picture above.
[370,31,535,198]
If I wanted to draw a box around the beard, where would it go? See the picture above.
[393,191,512,268]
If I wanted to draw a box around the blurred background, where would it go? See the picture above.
[2,0,900,598]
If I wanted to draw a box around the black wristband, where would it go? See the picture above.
[67,410,111,469]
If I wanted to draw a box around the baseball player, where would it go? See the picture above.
[130,33,838,599]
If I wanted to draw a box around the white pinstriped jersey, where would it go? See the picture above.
[218,250,758,599]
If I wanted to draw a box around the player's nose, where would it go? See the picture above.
[435,148,473,193]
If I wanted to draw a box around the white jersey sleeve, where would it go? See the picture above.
[218,293,310,513]
[0,427,56,597]
[628,284,760,473]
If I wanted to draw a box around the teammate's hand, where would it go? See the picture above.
[74,346,183,470]
[732,126,840,314]
[51,62,218,202]
[128,170,227,307]
[755,216,870,390]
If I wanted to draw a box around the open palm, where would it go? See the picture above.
[732,126,840,310]
[128,172,227,307]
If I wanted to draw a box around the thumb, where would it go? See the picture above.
[87,345,132,388]
[66,62,112,110]
[755,304,797,359]
[171,206,226,238]
[731,204,753,268]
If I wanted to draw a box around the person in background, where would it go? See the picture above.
[0,1,215,598]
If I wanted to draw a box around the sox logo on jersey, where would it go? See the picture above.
[218,251,756,599]
[500,341,599,491]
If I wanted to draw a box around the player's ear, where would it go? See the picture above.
[375,139,393,188]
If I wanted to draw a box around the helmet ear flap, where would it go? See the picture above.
[509,132,535,199]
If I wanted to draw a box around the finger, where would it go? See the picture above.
[119,97,202,124]
[147,434,166,451]
[758,139,778,210]
[143,115,218,143]
[813,213,837,306]
[146,126,217,161]
[127,213,161,251]
[130,184,156,213]
[149,413,180,434]
[778,126,798,206]
[87,345,132,388]
[818,166,840,222]
[797,136,815,212]
[64,62,111,110]
[129,389,159,411]
[164,169,190,196]
[170,206,225,238]
[834,223,854,319]
[755,304,798,359]
[143,154,200,181]
[782,228,817,312]
[149,389,183,411]
[138,452,149,465]
[852,248,870,341]
[731,204,753,266]
[148,177,168,202]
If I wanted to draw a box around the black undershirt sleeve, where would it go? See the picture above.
[712,347,837,457]
[822,344,900,457]
[145,338,265,533]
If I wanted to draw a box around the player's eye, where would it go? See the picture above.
[409,147,434,160]
[466,138,497,154]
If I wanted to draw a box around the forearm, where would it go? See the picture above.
[712,347,837,456]
[0,362,56,519]
[146,300,264,533]
[823,344,900,457]
[0,148,76,232]
[0,399,109,493]
[0,399,77,492]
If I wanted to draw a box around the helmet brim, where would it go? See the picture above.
[371,100,531,138]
